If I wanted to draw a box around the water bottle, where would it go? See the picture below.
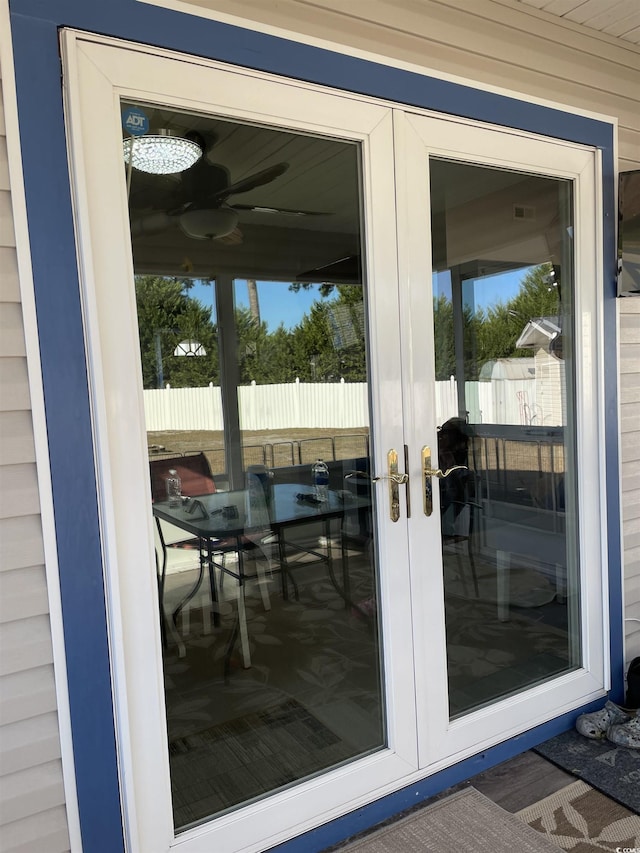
[311,459,329,502]
[165,469,182,508]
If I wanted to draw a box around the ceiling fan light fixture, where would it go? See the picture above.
[179,207,239,240]
[123,129,202,175]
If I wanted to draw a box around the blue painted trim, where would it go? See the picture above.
[9,14,126,853]
[13,0,613,151]
[8,1,621,851]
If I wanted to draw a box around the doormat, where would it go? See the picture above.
[336,788,560,852]
[169,698,357,829]
[518,780,640,851]
[534,728,640,813]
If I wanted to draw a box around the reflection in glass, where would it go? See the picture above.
[124,101,384,829]
[430,158,581,718]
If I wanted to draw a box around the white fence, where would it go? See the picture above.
[144,378,543,431]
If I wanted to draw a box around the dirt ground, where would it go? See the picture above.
[148,427,370,469]
[148,427,564,478]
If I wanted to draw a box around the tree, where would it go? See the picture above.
[475,262,562,368]
[288,285,367,381]
[433,262,563,381]
[134,275,218,388]
[247,279,261,325]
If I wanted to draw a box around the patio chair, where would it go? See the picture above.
[150,452,273,668]
[153,517,258,677]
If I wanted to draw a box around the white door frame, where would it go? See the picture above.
[395,110,607,768]
[62,30,418,853]
[61,30,608,853]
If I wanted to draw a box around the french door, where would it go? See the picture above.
[62,32,607,853]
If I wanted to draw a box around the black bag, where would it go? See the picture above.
[625,657,640,709]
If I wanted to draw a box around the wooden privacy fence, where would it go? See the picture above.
[143,378,544,432]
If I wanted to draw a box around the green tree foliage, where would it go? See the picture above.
[434,262,562,381]
[135,275,218,389]
[288,285,367,381]
[134,265,560,389]
[234,307,298,384]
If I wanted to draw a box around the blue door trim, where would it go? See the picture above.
[8,3,621,852]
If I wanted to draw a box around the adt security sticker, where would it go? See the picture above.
[122,107,149,137]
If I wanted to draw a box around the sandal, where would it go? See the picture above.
[575,700,631,739]
[607,711,640,750]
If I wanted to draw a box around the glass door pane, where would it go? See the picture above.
[124,103,385,830]
[429,158,581,718]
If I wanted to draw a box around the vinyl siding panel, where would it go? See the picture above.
[0,713,63,776]
[0,566,50,623]
[0,761,67,826]
[0,807,70,853]
[0,411,36,465]
[0,47,71,853]
[0,666,59,727]
[621,300,640,662]
[0,516,46,573]
[0,357,31,411]
[0,245,21,301]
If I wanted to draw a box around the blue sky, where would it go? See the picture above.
[189,269,527,332]
[434,268,528,312]
[189,279,329,331]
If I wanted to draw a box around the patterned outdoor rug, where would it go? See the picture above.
[534,728,640,813]
[518,780,640,851]
[169,697,357,828]
[337,788,560,852]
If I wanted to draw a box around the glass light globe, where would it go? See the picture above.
[123,130,202,175]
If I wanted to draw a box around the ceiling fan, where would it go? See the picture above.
[129,131,324,242]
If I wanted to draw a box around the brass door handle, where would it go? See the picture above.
[344,470,381,482]
[424,465,468,480]
[344,451,409,522]
[387,449,407,522]
[344,471,409,485]
[422,446,467,516]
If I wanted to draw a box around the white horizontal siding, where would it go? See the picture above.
[0,666,59,727]
[621,299,640,663]
[0,358,31,411]
[0,516,45,573]
[0,411,36,465]
[0,807,70,853]
[0,566,50,622]
[0,462,41,519]
[0,45,70,853]
[0,245,20,301]
[0,761,67,826]
[0,615,54,678]
[0,713,63,776]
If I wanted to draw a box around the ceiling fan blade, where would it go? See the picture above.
[231,204,329,217]
[216,162,289,200]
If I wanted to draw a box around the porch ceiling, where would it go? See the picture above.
[515,0,640,45]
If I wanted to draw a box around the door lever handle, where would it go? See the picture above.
[424,465,467,480]
[344,452,409,522]
[344,470,381,482]
[422,446,468,516]
[344,471,409,484]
